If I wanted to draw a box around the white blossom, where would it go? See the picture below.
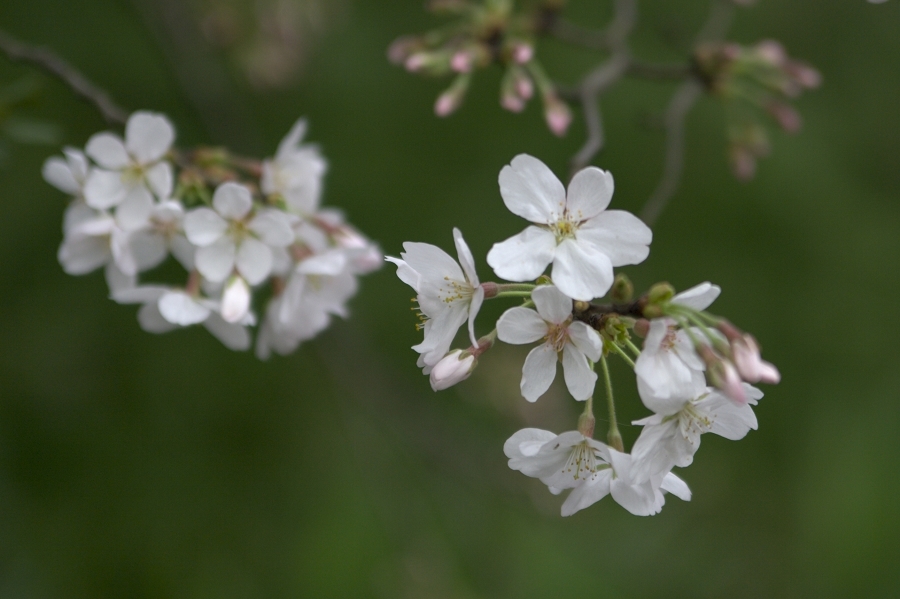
[504,428,610,491]
[261,118,328,214]
[429,350,475,391]
[487,154,651,301]
[43,148,90,197]
[497,285,601,401]
[386,228,484,368]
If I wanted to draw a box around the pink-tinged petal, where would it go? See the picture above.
[137,302,178,334]
[498,154,565,223]
[145,161,173,199]
[249,209,294,247]
[276,118,307,159]
[576,210,651,267]
[129,230,167,272]
[116,186,154,231]
[672,281,721,310]
[561,469,613,516]
[85,132,129,169]
[84,169,128,209]
[158,291,210,325]
[486,226,556,281]
[125,111,175,164]
[521,343,558,402]
[385,257,420,291]
[551,238,613,301]
[184,208,228,246]
[195,238,236,282]
[400,241,463,283]
[565,166,614,220]
[497,307,547,345]
[532,285,572,325]
[453,227,479,285]
[42,157,80,194]
[467,285,484,348]
[203,313,251,350]
[58,236,110,275]
[221,277,251,323]
[212,182,253,220]
[235,237,273,285]
[562,344,597,400]
[568,321,602,362]
[660,472,691,501]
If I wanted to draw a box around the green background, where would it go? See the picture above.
[1,1,898,597]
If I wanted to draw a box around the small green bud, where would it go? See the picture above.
[611,273,633,303]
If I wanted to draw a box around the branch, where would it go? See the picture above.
[547,17,608,51]
[638,80,703,226]
[0,29,128,126]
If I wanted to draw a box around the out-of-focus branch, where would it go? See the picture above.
[546,17,608,51]
[0,29,128,125]
[639,80,702,226]
[567,0,637,180]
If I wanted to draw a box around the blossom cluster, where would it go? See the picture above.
[389,154,779,516]
[44,111,381,358]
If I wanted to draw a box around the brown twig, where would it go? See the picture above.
[0,29,128,125]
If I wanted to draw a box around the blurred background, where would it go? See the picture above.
[0,0,898,597]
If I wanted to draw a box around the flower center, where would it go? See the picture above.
[562,441,599,482]
[546,321,570,352]
[549,214,579,244]
[679,402,714,440]
[438,276,473,305]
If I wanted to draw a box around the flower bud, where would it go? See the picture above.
[429,350,476,391]
[731,334,781,384]
[543,95,572,137]
[222,275,251,323]
[699,345,747,405]
[611,273,633,303]
[434,73,471,117]
[633,318,650,338]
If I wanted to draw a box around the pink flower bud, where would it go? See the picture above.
[404,53,429,72]
[755,40,787,67]
[450,51,473,73]
[510,43,534,64]
[711,360,748,405]
[544,97,572,137]
[435,92,459,116]
[429,350,476,391]
[501,93,525,113]
[515,75,533,100]
[732,334,781,385]
[767,102,802,133]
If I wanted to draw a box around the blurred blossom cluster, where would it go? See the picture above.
[387,0,571,136]
[389,154,780,516]
[44,111,381,358]
[694,40,821,180]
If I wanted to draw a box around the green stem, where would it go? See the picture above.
[607,340,635,368]
[496,283,536,293]
[600,355,623,452]
[494,291,534,299]
[624,338,642,358]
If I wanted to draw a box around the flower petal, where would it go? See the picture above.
[453,227,479,285]
[221,277,252,323]
[385,257,420,291]
[137,302,178,334]
[58,235,110,275]
[672,282,721,310]
[551,238,613,301]
[566,166,613,220]
[486,226,556,282]
[183,207,228,246]
[576,210,651,267]
[125,111,175,164]
[568,321,602,362]
[195,237,236,282]
[498,154,565,223]
[203,313,251,350]
[83,169,128,209]
[235,237,273,285]
[249,209,294,247]
[562,344,597,400]
[661,472,691,501]
[276,118,307,159]
[212,182,253,220]
[497,307,547,345]
[400,241,464,285]
[158,291,211,325]
[531,285,572,325]
[561,469,612,517]
[116,186,154,231]
[85,132,129,169]
[521,343,558,402]
[145,161,173,199]
[467,284,484,348]
[129,230,168,272]
[42,157,80,194]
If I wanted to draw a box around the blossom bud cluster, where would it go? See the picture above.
[694,40,821,180]
[389,154,780,516]
[387,0,571,136]
[44,111,381,357]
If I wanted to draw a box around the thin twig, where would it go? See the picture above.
[0,29,128,125]
[638,80,703,226]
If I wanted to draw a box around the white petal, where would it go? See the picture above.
[503,428,557,461]
[112,285,168,304]
[63,148,90,182]
[551,238,613,301]
[170,235,195,270]
[630,419,681,482]
[413,306,467,365]
[115,186,154,231]
[401,241,464,286]
[567,321,602,362]
[576,210,652,266]
[565,166,613,220]
[531,285,572,325]
[486,226,556,282]
[221,277,252,323]
[561,470,612,516]
[276,118,307,159]
[235,237,273,285]
[85,132,129,169]
[453,227,479,285]
[42,157,80,194]
[128,230,168,271]
[249,209,294,247]
[83,169,128,209]
[212,182,253,220]
[385,257,420,291]
[58,236,110,274]
[498,154,565,223]
[672,282,721,310]
[145,161,173,199]
[125,111,175,164]
[521,343,558,402]
[562,344,597,400]
[203,313,251,350]
[195,237,236,282]
[497,307,547,345]
[661,472,691,501]
[183,208,228,246]
[467,285,484,348]
[158,291,211,325]
[104,263,136,294]
[138,302,178,334]
[297,250,346,276]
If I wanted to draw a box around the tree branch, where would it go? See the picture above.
[0,29,128,126]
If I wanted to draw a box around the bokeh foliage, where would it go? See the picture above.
[1,0,899,597]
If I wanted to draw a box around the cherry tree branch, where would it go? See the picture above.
[0,29,128,125]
